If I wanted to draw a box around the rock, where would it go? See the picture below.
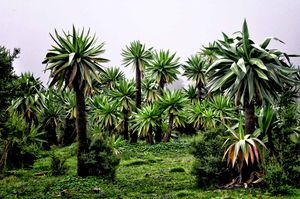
[91,187,101,193]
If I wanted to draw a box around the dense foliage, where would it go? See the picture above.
[0,20,299,197]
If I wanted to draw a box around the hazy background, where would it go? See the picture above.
[1,0,299,86]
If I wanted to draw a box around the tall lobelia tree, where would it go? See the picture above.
[90,95,120,134]
[122,41,152,108]
[39,89,63,149]
[9,72,44,128]
[148,50,181,142]
[59,90,77,146]
[142,76,160,104]
[132,104,161,145]
[182,54,208,100]
[122,41,152,143]
[110,80,135,141]
[206,20,298,135]
[100,67,125,90]
[159,90,188,142]
[148,50,181,94]
[43,26,109,177]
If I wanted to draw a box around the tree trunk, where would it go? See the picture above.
[158,78,165,95]
[136,61,142,109]
[146,125,154,145]
[130,61,141,143]
[130,130,138,143]
[155,127,162,143]
[44,119,58,150]
[61,117,76,146]
[244,100,255,134]
[163,113,174,142]
[74,83,88,177]
[123,109,129,140]
[196,81,203,100]
[155,78,166,143]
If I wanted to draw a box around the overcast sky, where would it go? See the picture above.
[1,0,300,85]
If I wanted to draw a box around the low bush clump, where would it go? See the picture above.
[50,152,68,176]
[261,104,300,195]
[190,127,234,187]
[263,158,292,195]
[0,114,44,172]
[82,134,120,180]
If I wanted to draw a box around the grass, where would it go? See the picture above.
[0,137,299,198]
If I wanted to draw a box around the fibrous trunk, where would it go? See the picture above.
[244,100,255,134]
[146,125,154,145]
[75,83,88,177]
[196,81,203,100]
[158,78,165,95]
[131,61,141,143]
[136,60,142,109]
[123,109,129,140]
[61,117,76,146]
[44,119,58,150]
[155,78,166,143]
[163,113,174,142]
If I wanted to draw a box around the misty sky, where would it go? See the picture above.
[1,0,300,85]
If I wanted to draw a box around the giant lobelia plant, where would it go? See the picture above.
[43,26,109,176]
[206,20,298,135]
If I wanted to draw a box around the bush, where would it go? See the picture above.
[50,152,68,176]
[0,114,43,171]
[190,127,234,187]
[270,104,300,187]
[263,159,292,195]
[261,103,300,195]
[82,134,120,180]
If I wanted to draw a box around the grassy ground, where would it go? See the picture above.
[0,137,299,198]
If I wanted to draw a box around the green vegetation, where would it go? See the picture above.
[0,20,299,198]
[1,138,299,198]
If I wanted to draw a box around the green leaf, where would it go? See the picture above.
[247,69,254,102]
[69,52,76,66]
[250,58,268,70]
[230,62,240,76]
[242,19,250,59]
[68,63,78,86]
[206,59,232,73]
[254,68,269,80]
[237,58,247,73]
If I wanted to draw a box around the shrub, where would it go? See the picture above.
[271,104,300,187]
[261,103,300,195]
[82,134,120,179]
[50,152,68,176]
[263,159,292,195]
[0,114,44,171]
[190,127,234,187]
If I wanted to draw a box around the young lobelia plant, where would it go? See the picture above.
[222,118,267,183]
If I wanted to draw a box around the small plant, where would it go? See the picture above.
[82,133,120,179]
[223,119,267,183]
[50,152,68,176]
